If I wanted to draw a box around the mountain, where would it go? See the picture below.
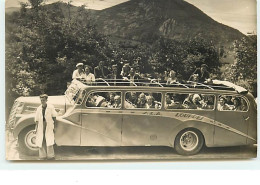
[94,0,245,45]
[6,0,245,46]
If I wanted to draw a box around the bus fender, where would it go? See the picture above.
[168,120,214,147]
[13,114,36,139]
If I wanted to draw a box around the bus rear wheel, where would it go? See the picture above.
[18,125,38,156]
[174,128,204,155]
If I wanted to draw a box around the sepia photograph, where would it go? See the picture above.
[5,0,257,161]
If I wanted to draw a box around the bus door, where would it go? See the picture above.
[122,92,168,146]
[214,95,249,146]
[80,91,122,146]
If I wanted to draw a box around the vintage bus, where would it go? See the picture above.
[7,79,257,156]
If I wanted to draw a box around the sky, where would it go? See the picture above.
[5,0,257,34]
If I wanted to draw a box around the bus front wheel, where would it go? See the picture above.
[18,125,38,156]
[174,128,204,155]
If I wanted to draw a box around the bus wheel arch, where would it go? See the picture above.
[174,127,205,155]
[18,125,38,156]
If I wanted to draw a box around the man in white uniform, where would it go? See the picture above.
[35,94,57,160]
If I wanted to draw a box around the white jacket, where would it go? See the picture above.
[35,104,57,147]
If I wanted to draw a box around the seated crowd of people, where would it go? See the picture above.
[165,93,215,110]
[86,92,122,108]
[125,92,161,109]
[72,61,212,86]
[85,91,162,109]
[84,90,247,111]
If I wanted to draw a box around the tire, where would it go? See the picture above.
[18,125,38,156]
[174,128,204,156]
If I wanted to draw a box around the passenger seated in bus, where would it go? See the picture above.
[112,95,121,108]
[230,97,242,111]
[137,93,147,108]
[107,92,116,108]
[165,94,175,108]
[86,94,97,107]
[189,94,203,109]
[240,98,248,111]
[86,94,108,107]
[145,95,159,109]
[125,100,136,109]
[95,96,108,107]
[201,95,214,109]
[126,92,138,106]
[225,96,233,105]
[182,94,194,109]
[217,97,231,111]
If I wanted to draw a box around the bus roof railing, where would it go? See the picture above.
[75,78,247,93]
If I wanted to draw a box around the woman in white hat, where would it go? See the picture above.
[72,63,84,79]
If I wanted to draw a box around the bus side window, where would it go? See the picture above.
[166,93,215,110]
[229,96,248,112]
[125,92,162,109]
[85,92,122,108]
[165,93,183,109]
[218,96,248,112]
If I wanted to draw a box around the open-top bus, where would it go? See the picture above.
[7,79,257,156]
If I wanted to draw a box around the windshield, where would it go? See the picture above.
[65,82,85,104]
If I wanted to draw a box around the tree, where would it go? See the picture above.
[6,1,113,96]
[150,36,221,80]
[223,36,257,96]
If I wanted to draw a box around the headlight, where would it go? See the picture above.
[24,106,37,113]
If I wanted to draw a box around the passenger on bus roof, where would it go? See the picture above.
[72,63,85,80]
[123,68,140,86]
[188,64,210,83]
[108,64,122,81]
[166,70,178,85]
[94,61,109,79]
[83,65,95,84]
[121,63,131,78]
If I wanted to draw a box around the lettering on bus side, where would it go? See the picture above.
[143,112,161,116]
[175,113,204,121]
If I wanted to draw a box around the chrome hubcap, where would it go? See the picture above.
[24,130,38,150]
[180,131,199,151]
